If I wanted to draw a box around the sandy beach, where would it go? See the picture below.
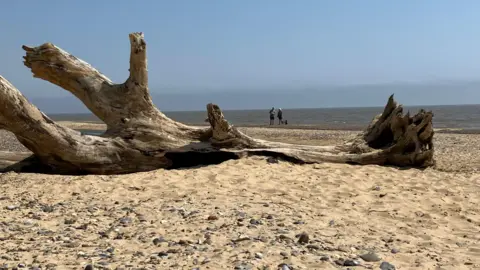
[0,125,478,269]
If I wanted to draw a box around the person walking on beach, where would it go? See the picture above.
[269,107,275,125]
[277,108,283,125]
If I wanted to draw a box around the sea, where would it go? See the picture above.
[47,104,480,132]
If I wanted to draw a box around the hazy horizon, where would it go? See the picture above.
[29,80,480,113]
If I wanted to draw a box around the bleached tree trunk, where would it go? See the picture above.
[0,33,434,174]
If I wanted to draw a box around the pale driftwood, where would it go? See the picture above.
[0,33,434,174]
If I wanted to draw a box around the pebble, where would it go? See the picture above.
[119,217,132,225]
[380,261,396,270]
[158,251,169,258]
[280,251,289,258]
[207,215,219,221]
[237,212,247,218]
[297,232,309,244]
[64,218,76,225]
[359,252,381,262]
[343,260,360,266]
[41,205,55,213]
[306,244,320,250]
[234,263,253,270]
[250,218,262,225]
[5,205,18,210]
[84,265,94,270]
[153,237,166,245]
[266,157,279,164]
[277,263,292,270]
[320,255,330,261]
[255,252,263,259]
[233,236,251,243]
[23,220,34,226]
[17,264,26,268]
[391,248,400,254]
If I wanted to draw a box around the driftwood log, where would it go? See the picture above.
[0,33,434,174]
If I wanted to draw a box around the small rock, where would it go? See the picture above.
[237,211,247,218]
[119,217,132,225]
[250,218,262,225]
[106,247,115,253]
[77,251,87,258]
[64,218,76,225]
[84,265,94,270]
[380,261,396,270]
[280,251,288,258]
[320,255,329,261]
[0,255,11,260]
[207,215,219,221]
[343,260,360,266]
[306,244,320,250]
[5,205,18,210]
[178,239,191,245]
[391,248,400,254]
[158,251,169,258]
[233,236,251,243]
[328,220,335,226]
[23,220,34,226]
[277,263,291,270]
[17,264,26,268]
[293,220,304,225]
[41,205,55,213]
[234,263,253,270]
[153,237,166,245]
[166,248,181,254]
[291,250,300,257]
[359,252,381,262]
[266,157,279,164]
[297,232,309,244]
[255,252,263,259]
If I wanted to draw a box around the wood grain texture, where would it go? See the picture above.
[0,33,435,174]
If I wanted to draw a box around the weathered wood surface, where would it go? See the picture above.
[0,33,435,174]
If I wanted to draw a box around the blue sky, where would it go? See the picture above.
[2,1,480,109]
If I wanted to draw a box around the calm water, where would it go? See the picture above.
[49,104,480,131]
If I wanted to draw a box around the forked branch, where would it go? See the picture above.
[0,33,435,174]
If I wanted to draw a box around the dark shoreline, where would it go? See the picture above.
[75,124,480,135]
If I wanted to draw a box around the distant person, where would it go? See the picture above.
[269,107,275,125]
[277,108,283,125]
